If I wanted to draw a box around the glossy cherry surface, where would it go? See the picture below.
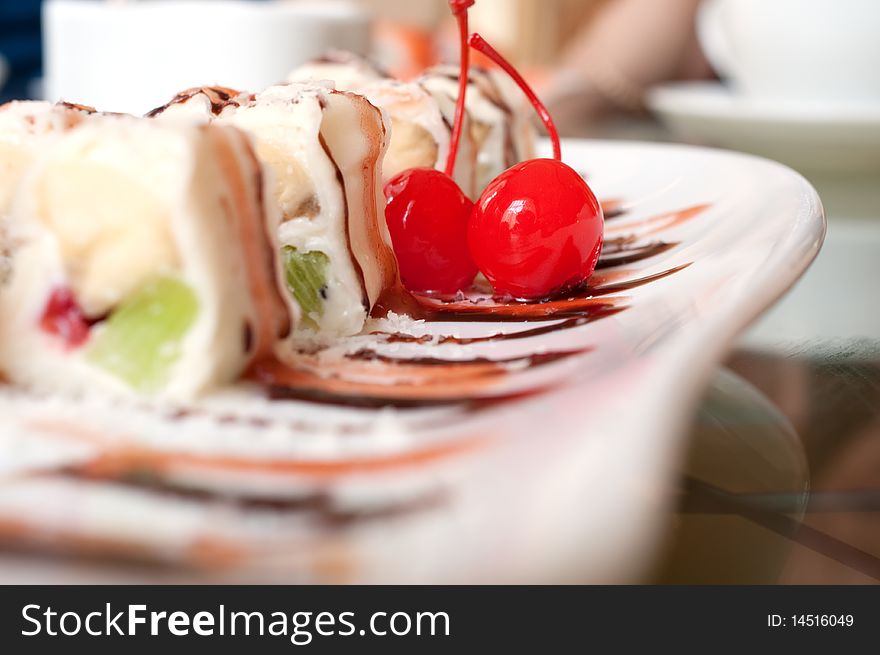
[40,287,91,348]
[468,158,603,299]
[385,168,477,294]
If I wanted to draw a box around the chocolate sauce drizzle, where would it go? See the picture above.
[145,86,248,118]
[596,236,678,269]
[601,199,627,220]
[374,304,624,345]
[249,202,706,410]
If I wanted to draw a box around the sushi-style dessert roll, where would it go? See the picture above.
[150,82,403,338]
[0,116,288,401]
[218,83,401,338]
[419,65,537,194]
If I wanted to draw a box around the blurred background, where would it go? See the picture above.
[1,0,878,584]
[3,0,635,109]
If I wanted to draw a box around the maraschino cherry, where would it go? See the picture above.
[383,0,478,294]
[467,34,604,300]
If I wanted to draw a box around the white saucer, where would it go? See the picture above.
[648,82,880,174]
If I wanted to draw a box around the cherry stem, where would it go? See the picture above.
[444,0,474,178]
[468,33,562,162]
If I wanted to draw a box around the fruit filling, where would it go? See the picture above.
[39,287,91,349]
[282,246,330,328]
[86,277,198,392]
[252,141,320,222]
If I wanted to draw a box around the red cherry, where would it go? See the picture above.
[468,159,603,299]
[40,287,91,348]
[463,33,605,299]
[385,168,477,294]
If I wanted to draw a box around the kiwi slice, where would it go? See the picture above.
[86,277,198,393]
[282,247,329,328]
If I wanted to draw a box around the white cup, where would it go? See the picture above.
[43,0,372,115]
[698,0,880,104]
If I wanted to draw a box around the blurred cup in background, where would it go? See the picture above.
[43,0,372,115]
[698,0,880,104]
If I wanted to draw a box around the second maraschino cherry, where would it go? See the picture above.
[466,34,604,300]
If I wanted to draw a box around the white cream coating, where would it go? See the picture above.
[0,116,265,401]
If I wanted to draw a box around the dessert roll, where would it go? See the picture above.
[419,65,537,194]
[0,116,287,401]
[217,83,400,339]
[287,50,386,90]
